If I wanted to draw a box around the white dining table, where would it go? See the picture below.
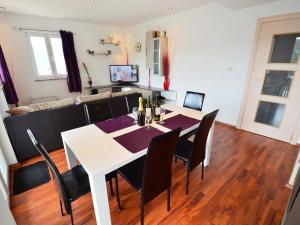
[61,104,215,225]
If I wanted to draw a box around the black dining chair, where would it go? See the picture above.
[26,129,121,225]
[110,96,130,118]
[118,128,181,225]
[183,91,205,111]
[181,91,206,140]
[126,92,143,113]
[84,100,112,124]
[174,110,218,194]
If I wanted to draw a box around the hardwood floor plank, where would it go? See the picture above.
[9,124,298,225]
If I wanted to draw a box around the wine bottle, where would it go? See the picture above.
[153,95,161,122]
[145,96,152,123]
[137,97,145,126]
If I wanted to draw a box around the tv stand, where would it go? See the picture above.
[84,84,177,104]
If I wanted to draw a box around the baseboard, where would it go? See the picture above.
[9,162,21,169]
[215,121,237,129]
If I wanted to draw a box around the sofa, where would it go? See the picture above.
[4,92,142,162]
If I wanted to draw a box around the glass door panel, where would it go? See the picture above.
[261,70,294,97]
[269,34,300,63]
[255,101,285,127]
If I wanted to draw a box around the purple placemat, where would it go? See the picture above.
[95,115,134,133]
[161,114,200,131]
[114,127,164,153]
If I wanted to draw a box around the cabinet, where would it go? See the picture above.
[146,31,168,76]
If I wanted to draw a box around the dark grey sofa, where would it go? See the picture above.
[4,92,142,161]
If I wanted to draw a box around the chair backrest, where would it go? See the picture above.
[142,128,181,204]
[126,92,143,113]
[84,100,112,124]
[26,129,72,214]
[109,96,129,118]
[190,110,218,170]
[183,91,205,111]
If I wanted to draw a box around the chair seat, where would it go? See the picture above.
[118,156,146,192]
[174,138,193,161]
[62,165,118,201]
[62,165,90,201]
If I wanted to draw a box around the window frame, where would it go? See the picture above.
[26,31,67,81]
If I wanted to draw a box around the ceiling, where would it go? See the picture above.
[0,0,276,26]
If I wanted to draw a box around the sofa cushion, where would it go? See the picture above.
[6,106,33,116]
[75,92,112,104]
[29,98,74,111]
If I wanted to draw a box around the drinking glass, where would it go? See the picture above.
[145,112,152,130]
[132,107,138,124]
[159,108,166,124]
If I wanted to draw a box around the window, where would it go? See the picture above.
[27,32,67,80]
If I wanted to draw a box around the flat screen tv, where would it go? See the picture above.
[109,65,139,83]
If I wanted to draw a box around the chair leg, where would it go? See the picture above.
[109,178,114,196]
[167,188,171,211]
[201,160,204,180]
[59,200,64,216]
[175,157,177,164]
[70,204,74,225]
[70,212,74,225]
[186,164,190,195]
[140,197,144,225]
[114,175,121,210]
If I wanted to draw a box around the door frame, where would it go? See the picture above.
[237,12,300,145]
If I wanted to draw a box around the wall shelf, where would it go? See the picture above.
[86,49,112,56]
[99,39,121,46]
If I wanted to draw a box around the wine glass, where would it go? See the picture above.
[132,107,138,124]
[159,108,166,124]
[145,112,152,130]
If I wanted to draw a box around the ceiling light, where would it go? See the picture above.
[168,7,174,11]
[0,7,6,11]
[86,5,93,10]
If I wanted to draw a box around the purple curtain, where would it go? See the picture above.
[0,45,18,104]
[60,30,82,92]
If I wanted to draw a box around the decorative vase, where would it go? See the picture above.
[163,77,170,90]
[88,80,93,88]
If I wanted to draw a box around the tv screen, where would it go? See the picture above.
[109,65,138,83]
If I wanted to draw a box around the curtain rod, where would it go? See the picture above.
[14,27,59,33]
[13,27,76,34]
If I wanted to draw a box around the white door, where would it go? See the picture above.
[242,15,300,143]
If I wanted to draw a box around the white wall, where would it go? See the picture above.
[0,86,17,165]
[0,13,126,105]
[0,117,17,165]
[0,145,9,202]
[0,189,16,225]
[124,0,300,126]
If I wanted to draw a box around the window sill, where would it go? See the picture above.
[35,76,67,81]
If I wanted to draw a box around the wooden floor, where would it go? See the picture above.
[9,124,298,225]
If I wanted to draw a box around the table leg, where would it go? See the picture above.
[204,122,215,167]
[63,140,78,169]
[89,173,112,225]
